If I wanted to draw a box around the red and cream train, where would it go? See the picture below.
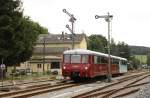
[62,49,127,80]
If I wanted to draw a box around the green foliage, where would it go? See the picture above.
[87,34,107,53]
[129,46,150,55]
[129,56,140,69]
[134,55,147,64]
[147,53,150,66]
[0,0,48,66]
[0,0,23,65]
[110,38,118,56]
[110,41,130,59]
[87,35,130,59]
[117,42,130,59]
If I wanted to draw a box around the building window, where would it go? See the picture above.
[51,62,60,69]
[37,64,42,69]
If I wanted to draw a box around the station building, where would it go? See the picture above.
[20,32,87,74]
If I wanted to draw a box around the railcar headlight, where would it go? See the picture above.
[85,66,88,70]
[63,66,66,69]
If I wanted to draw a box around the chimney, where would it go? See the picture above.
[64,32,68,39]
[61,31,64,40]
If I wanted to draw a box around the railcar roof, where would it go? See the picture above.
[111,55,127,61]
[63,49,127,61]
[64,49,107,57]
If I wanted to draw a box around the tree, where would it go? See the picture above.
[0,0,23,64]
[87,34,130,60]
[147,52,150,66]
[0,0,48,67]
[5,17,48,66]
[117,42,130,59]
[129,56,140,69]
[87,34,107,53]
[110,38,118,56]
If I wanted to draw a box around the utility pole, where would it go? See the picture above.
[43,36,46,73]
[95,12,113,82]
[63,9,76,49]
[0,58,5,89]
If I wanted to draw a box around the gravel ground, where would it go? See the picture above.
[119,76,150,98]
[131,84,150,98]
[1,71,149,98]
[30,81,107,98]
[30,72,150,98]
[107,76,150,98]
[32,77,150,98]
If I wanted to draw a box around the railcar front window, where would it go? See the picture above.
[71,55,81,63]
[82,55,88,63]
[64,54,70,63]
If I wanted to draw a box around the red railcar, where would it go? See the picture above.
[62,49,127,80]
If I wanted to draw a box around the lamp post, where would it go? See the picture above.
[63,9,76,49]
[95,12,113,82]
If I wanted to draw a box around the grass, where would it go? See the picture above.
[2,72,57,81]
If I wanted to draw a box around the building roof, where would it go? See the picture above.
[33,47,69,54]
[36,33,86,44]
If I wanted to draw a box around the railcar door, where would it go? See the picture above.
[101,57,108,75]
[119,60,127,73]
[93,56,100,76]
[111,59,119,74]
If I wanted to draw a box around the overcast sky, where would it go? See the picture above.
[22,0,150,47]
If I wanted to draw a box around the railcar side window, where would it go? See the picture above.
[97,56,101,64]
[94,56,98,64]
[71,55,81,63]
[82,55,88,63]
[101,57,108,63]
[94,56,102,64]
[64,54,70,63]
[111,58,113,64]
[113,59,119,64]
[116,59,119,64]
[121,60,127,65]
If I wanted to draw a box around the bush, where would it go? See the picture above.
[46,70,51,74]
[19,69,26,75]
[51,70,58,75]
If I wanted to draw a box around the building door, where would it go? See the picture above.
[51,62,60,69]
[51,62,61,74]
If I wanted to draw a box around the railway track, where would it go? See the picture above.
[0,71,149,98]
[107,82,150,98]
[0,78,55,89]
[0,83,79,98]
[101,76,150,98]
[72,72,150,98]
[0,80,90,98]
